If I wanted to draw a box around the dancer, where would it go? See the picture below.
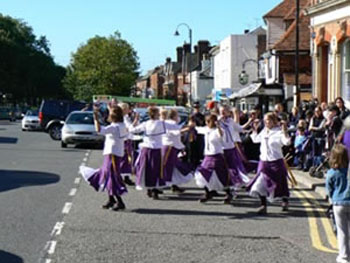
[218,105,249,202]
[162,109,193,193]
[80,105,128,211]
[119,103,135,186]
[129,106,182,199]
[247,112,291,214]
[194,114,233,203]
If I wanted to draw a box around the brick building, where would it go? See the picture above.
[306,0,350,103]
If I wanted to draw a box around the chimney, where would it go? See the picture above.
[197,40,210,68]
[176,47,183,64]
[166,57,171,63]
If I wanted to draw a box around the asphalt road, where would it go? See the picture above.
[0,120,338,263]
[0,120,89,263]
[50,151,337,263]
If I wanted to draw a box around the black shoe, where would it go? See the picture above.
[199,192,213,203]
[152,190,159,200]
[112,202,126,211]
[223,195,233,204]
[281,202,289,212]
[102,200,116,209]
[171,185,185,194]
[257,206,267,215]
[147,189,153,198]
[153,189,163,194]
[124,176,135,186]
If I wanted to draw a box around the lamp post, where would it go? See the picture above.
[239,59,258,86]
[294,0,300,107]
[174,23,192,106]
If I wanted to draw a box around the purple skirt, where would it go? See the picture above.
[135,147,166,189]
[246,159,289,199]
[162,146,193,185]
[194,154,232,191]
[224,148,249,187]
[80,155,127,196]
[236,142,258,173]
[120,140,133,175]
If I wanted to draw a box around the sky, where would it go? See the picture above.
[1,0,281,74]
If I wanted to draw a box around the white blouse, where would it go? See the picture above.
[219,117,243,149]
[250,127,291,161]
[196,126,223,155]
[100,122,129,157]
[162,120,185,150]
[129,120,181,149]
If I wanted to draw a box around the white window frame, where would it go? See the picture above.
[341,39,350,101]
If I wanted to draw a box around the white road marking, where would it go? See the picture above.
[74,177,81,184]
[83,157,88,162]
[69,188,77,196]
[45,259,52,263]
[85,152,89,156]
[62,202,72,214]
[47,241,57,254]
[50,222,65,236]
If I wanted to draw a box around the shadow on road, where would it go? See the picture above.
[0,136,18,144]
[0,250,23,263]
[0,170,60,192]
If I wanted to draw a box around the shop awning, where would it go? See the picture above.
[229,83,262,99]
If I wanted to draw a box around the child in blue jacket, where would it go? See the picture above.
[326,144,350,263]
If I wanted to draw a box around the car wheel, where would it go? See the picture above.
[61,141,67,148]
[22,128,26,131]
[49,124,62,140]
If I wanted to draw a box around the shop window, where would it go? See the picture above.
[341,39,350,101]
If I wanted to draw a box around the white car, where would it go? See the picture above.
[61,111,105,148]
[22,110,41,131]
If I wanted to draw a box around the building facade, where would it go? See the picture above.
[306,0,350,103]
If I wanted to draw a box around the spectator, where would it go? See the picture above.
[335,97,350,120]
[321,101,329,119]
[326,144,350,263]
[289,106,300,128]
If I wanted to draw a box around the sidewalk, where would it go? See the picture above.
[292,169,328,199]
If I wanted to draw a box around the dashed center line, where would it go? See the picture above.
[69,188,77,196]
[47,241,57,254]
[74,177,81,184]
[45,259,52,263]
[51,222,65,236]
[62,202,72,214]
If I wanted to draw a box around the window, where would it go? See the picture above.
[341,39,350,101]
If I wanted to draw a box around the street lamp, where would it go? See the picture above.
[174,23,192,106]
[239,59,258,85]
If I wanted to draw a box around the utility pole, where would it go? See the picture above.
[294,0,300,107]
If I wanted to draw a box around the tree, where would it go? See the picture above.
[63,32,139,101]
[0,14,66,105]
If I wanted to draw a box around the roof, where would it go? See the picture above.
[273,13,311,51]
[264,0,311,19]
[264,0,296,19]
[283,72,312,85]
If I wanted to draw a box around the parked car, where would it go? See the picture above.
[0,107,16,121]
[61,111,104,148]
[39,99,86,140]
[135,106,190,125]
[21,110,41,131]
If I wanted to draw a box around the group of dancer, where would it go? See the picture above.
[80,101,293,215]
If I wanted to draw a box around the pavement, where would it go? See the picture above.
[292,169,328,200]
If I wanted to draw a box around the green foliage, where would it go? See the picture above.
[0,14,66,105]
[63,32,139,101]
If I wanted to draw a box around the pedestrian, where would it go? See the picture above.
[219,105,249,198]
[80,105,128,211]
[129,106,182,199]
[190,101,205,166]
[162,109,193,193]
[119,103,135,186]
[194,114,233,203]
[326,144,350,263]
[246,112,291,215]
